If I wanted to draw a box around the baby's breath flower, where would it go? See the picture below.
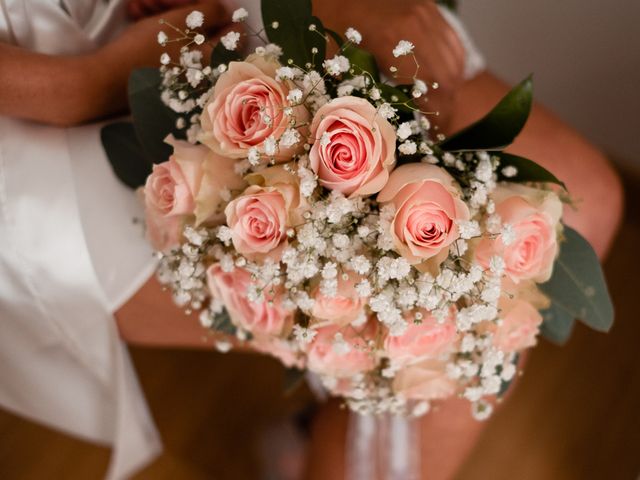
[471,400,493,421]
[280,128,301,148]
[232,7,249,22]
[412,79,428,98]
[186,10,204,29]
[276,66,298,81]
[355,279,372,298]
[287,88,303,104]
[396,122,412,141]
[378,103,397,120]
[221,31,241,51]
[457,220,481,239]
[293,324,317,344]
[345,27,362,44]
[398,140,417,155]
[489,255,506,276]
[320,132,331,147]
[500,223,516,246]
[263,135,277,156]
[157,31,168,46]
[247,147,261,166]
[392,40,414,57]
[502,165,518,178]
[323,55,350,76]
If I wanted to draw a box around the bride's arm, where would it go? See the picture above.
[0,1,230,127]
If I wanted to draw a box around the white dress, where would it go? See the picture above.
[0,1,484,479]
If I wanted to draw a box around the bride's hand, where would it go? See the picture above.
[313,0,466,127]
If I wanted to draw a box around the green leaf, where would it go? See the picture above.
[540,226,614,341]
[262,0,326,68]
[540,304,576,344]
[439,76,533,152]
[377,83,415,113]
[344,44,379,81]
[495,152,567,189]
[283,367,305,395]
[210,41,241,68]
[128,68,183,163]
[324,28,343,47]
[210,309,237,336]
[100,122,152,189]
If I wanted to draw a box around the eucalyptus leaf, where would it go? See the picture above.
[540,226,614,340]
[324,28,343,47]
[344,44,379,81]
[101,122,153,189]
[540,304,576,344]
[210,309,237,336]
[262,0,325,68]
[439,76,533,152]
[495,152,567,189]
[283,367,305,395]
[377,83,415,113]
[128,68,183,163]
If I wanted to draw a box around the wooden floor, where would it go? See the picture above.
[1,175,639,480]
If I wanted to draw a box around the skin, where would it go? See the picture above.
[0,1,232,126]
[0,1,623,478]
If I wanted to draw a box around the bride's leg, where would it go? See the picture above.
[303,71,623,480]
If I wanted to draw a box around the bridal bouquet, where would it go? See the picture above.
[102,0,613,421]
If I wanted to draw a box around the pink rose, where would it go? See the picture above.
[378,164,470,270]
[393,359,456,402]
[493,297,543,352]
[200,55,309,161]
[305,322,377,378]
[206,264,293,336]
[144,140,202,217]
[225,165,306,261]
[194,152,246,227]
[475,184,562,283]
[143,136,204,250]
[144,207,184,253]
[384,308,458,367]
[312,273,366,326]
[309,96,396,197]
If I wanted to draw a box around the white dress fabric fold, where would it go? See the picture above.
[0,1,159,479]
[0,1,485,479]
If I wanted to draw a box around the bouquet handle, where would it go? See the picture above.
[346,411,422,480]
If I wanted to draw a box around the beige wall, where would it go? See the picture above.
[459,1,640,168]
